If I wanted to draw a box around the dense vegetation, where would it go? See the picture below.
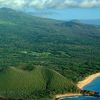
[0,7,100,99]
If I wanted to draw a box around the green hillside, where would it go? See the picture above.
[0,67,76,99]
[0,7,100,99]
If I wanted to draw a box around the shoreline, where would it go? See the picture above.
[77,72,100,89]
[51,93,81,100]
[54,93,81,99]
[53,72,100,100]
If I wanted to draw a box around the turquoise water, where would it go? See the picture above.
[83,76,100,92]
[59,76,100,100]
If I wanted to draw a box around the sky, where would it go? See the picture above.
[0,0,100,20]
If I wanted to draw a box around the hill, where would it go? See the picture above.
[0,67,77,100]
[0,7,100,99]
[68,19,100,25]
[80,19,100,25]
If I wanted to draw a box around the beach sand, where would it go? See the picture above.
[55,93,81,99]
[77,72,100,89]
[51,93,81,100]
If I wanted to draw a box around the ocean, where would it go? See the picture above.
[59,76,100,100]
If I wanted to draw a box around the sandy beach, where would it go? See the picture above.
[55,93,81,99]
[77,72,100,89]
[51,93,81,100]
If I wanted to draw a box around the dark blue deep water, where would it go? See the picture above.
[59,76,100,100]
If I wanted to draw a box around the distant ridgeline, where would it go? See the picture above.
[0,8,100,99]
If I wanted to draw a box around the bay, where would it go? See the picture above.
[59,76,100,100]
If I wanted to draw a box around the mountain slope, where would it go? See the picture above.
[0,7,100,78]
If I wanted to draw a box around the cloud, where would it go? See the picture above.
[0,0,26,9]
[0,0,100,9]
[80,0,100,8]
